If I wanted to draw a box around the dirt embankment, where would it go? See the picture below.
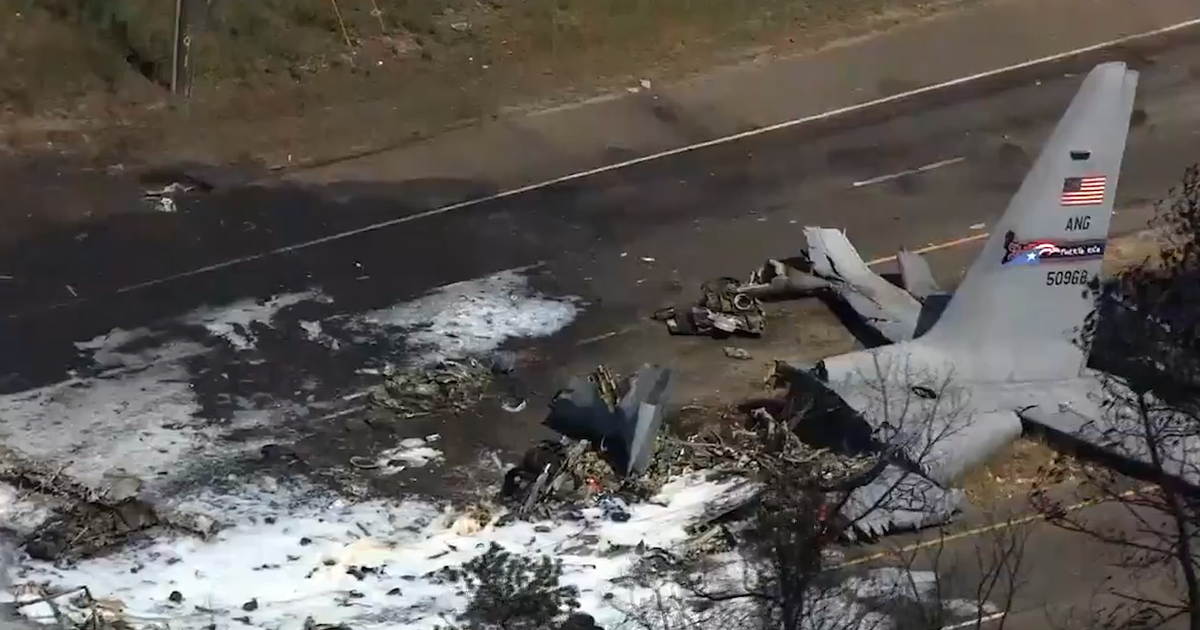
[0,0,968,168]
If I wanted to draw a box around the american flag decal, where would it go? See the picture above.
[1060,175,1107,206]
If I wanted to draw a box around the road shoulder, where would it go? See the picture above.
[285,0,1200,191]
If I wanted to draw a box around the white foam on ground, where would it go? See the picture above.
[183,291,328,351]
[2,475,739,629]
[0,484,58,536]
[374,435,443,475]
[0,272,591,627]
[2,475,986,630]
[0,361,217,491]
[75,327,207,372]
[299,320,341,349]
[355,268,581,364]
[0,270,579,499]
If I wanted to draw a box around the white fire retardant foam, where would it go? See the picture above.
[0,268,579,497]
[1,475,994,630]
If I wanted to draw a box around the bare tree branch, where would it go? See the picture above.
[1051,163,1200,630]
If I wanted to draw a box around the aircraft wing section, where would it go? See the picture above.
[803,227,923,342]
[896,250,941,300]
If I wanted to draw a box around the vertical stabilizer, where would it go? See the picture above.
[922,62,1139,382]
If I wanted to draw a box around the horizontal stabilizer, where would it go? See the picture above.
[806,227,875,281]
[913,410,1024,485]
[839,464,964,540]
[897,250,941,299]
[1020,394,1200,489]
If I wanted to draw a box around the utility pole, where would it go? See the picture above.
[170,0,193,97]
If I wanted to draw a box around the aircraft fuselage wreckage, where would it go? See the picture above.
[737,62,1198,539]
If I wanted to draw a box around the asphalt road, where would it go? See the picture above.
[5,43,1200,334]
[0,41,1199,482]
[13,46,1199,427]
[1,27,1200,630]
[851,488,1191,630]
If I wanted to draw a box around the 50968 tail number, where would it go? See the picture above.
[1045,270,1091,286]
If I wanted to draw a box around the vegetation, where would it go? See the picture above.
[434,542,586,629]
[1038,164,1200,629]
[1,0,961,163]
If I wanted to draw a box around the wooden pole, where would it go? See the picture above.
[170,0,182,94]
[170,0,193,97]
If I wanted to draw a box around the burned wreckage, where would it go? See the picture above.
[517,62,1200,540]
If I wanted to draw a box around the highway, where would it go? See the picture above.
[842,486,1191,630]
[3,44,1200,326]
[0,35,1199,630]
[4,43,1199,454]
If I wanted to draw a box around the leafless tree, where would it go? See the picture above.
[872,510,1031,630]
[1038,163,1200,629]
[614,357,1030,630]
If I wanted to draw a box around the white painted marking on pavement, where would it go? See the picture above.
[851,156,966,187]
[9,16,1200,319]
[941,612,1007,630]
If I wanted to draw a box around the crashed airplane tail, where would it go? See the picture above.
[804,227,924,342]
[919,62,1139,382]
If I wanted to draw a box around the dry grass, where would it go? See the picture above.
[959,437,1097,506]
[1,0,969,165]
[1102,227,1171,275]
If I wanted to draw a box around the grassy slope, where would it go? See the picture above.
[1,0,959,165]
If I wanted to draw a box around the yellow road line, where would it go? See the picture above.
[865,232,990,266]
[831,485,1154,570]
[577,221,1157,347]
[575,231,992,347]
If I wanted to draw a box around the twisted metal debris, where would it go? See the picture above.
[369,359,494,418]
[654,277,767,337]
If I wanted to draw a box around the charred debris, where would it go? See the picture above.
[491,364,960,544]
[653,228,945,343]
